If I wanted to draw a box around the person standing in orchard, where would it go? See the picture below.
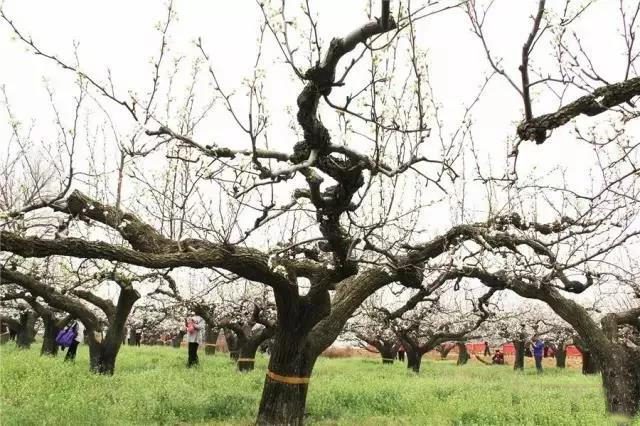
[185,313,204,367]
[532,337,544,373]
[63,321,83,362]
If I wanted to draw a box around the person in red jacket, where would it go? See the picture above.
[491,349,505,365]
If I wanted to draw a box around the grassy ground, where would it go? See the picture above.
[0,343,635,425]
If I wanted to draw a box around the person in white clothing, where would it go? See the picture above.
[185,313,205,367]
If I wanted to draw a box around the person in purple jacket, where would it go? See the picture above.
[532,337,544,373]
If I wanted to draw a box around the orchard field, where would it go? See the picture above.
[2,0,640,425]
[0,344,631,426]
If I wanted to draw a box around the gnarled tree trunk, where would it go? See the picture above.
[1,318,21,347]
[87,286,139,375]
[379,345,397,364]
[224,329,240,361]
[574,340,600,375]
[554,343,567,368]
[238,329,274,372]
[238,340,261,372]
[253,269,395,424]
[204,327,218,355]
[404,344,423,373]
[599,345,640,417]
[220,322,274,372]
[366,339,397,364]
[435,343,454,359]
[88,335,119,375]
[456,342,470,365]
[513,339,525,371]
[256,330,317,426]
[0,323,10,345]
[87,322,130,375]
[15,311,37,349]
[581,350,600,374]
[40,314,72,356]
[41,317,61,356]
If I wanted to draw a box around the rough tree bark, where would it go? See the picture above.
[40,314,72,356]
[356,333,398,364]
[395,334,449,373]
[513,337,526,371]
[0,318,19,344]
[456,342,470,366]
[435,343,454,359]
[378,342,398,364]
[223,325,273,371]
[581,350,600,375]
[557,311,638,416]
[0,324,10,345]
[86,286,140,374]
[204,327,217,355]
[237,339,262,372]
[573,337,600,375]
[217,306,276,372]
[128,327,136,346]
[0,313,36,349]
[554,343,567,369]
[405,344,423,373]
[15,311,37,349]
[224,329,240,361]
[517,76,640,144]
[598,346,639,416]
[256,328,317,426]
[255,267,396,425]
[172,330,186,348]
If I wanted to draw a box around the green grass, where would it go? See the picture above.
[0,343,636,425]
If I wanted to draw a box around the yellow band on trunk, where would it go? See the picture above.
[267,371,310,385]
